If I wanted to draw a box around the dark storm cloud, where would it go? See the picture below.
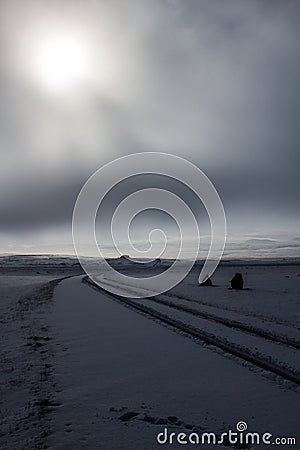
[0,0,299,251]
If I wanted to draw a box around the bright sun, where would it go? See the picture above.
[34,34,90,90]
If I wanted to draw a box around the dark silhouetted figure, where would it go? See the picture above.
[231,273,244,290]
[200,277,213,286]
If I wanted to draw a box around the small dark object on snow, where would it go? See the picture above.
[142,415,157,424]
[168,416,178,423]
[231,273,244,290]
[118,411,139,422]
[200,277,213,286]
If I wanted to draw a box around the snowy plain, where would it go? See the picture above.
[0,255,299,449]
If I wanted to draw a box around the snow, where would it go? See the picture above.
[0,256,299,449]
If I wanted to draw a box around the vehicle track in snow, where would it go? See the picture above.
[86,276,300,386]
[95,276,300,349]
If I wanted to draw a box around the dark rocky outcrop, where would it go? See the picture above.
[200,277,213,286]
[231,272,244,290]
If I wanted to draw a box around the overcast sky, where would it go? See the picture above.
[0,0,299,255]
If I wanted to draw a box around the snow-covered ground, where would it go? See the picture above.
[0,256,299,449]
[0,258,82,449]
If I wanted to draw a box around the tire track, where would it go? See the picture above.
[96,276,300,350]
[86,276,300,386]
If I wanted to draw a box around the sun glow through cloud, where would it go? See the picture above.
[33,33,91,90]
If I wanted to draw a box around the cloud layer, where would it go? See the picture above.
[0,0,299,253]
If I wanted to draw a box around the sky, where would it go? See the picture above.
[0,0,299,256]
